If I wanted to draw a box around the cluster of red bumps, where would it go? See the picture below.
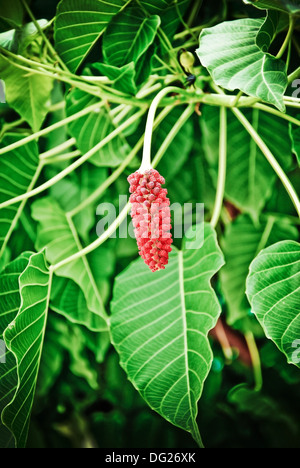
[128,169,173,272]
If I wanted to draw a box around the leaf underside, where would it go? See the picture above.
[246,240,300,367]
[197,15,288,111]
[110,223,224,445]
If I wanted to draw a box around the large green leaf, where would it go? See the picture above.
[197,13,288,111]
[103,6,160,67]
[0,134,40,257]
[244,0,300,15]
[110,223,224,445]
[0,57,54,131]
[0,252,31,448]
[220,214,299,325]
[201,106,293,218]
[2,251,51,448]
[66,89,131,167]
[31,197,108,331]
[54,0,130,72]
[246,240,300,367]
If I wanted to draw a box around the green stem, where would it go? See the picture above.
[0,117,25,139]
[65,213,107,321]
[288,66,300,84]
[0,109,146,210]
[152,104,194,167]
[244,331,263,392]
[140,86,192,171]
[286,34,292,72]
[191,423,205,449]
[276,16,295,59]
[253,103,300,126]
[53,106,195,270]
[0,162,43,257]
[21,0,69,72]
[232,90,244,107]
[52,203,131,272]
[0,49,143,106]
[186,0,203,28]
[211,107,227,228]
[232,107,300,218]
[0,102,105,156]
[175,0,198,41]
[39,138,77,160]
[42,150,81,165]
[68,106,174,218]
[255,216,276,255]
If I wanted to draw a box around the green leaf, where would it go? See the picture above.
[0,0,24,31]
[54,0,131,73]
[291,115,300,166]
[0,134,40,257]
[31,197,108,331]
[0,29,17,51]
[94,62,137,95]
[110,223,224,445]
[66,89,131,167]
[220,214,299,325]
[154,106,194,182]
[142,0,191,38]
[103,6,160,67]
[197,13,288,111]
[43,315,99,390]
[201,106,293,218]
[265,169,300,216]
[0,57,54,131]
[49,163,108,242]
[246,240,300,367]
[2,251,51,448]
[36,315,64,398]
[0,252,31,448]
[244,0,300,15]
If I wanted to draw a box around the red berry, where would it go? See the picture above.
[128,169,172,272]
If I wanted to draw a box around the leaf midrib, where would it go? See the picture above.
[178,251,196,439]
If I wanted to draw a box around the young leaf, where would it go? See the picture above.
[220,214,299,325]
[197,13,288,111]
[110,223,225,446]
[2,251,52,448]
[54,0,131,72]
[0,57,54,132]
[94,62,137,95]
[201,106,293,218]
[66,89,131,167]
[0,252,31,448]
[31,197,108,331]
[0,134,40,257]
[246,240,300,368]
[103,6,160,67]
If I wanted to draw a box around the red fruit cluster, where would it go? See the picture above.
[128,169,173,272]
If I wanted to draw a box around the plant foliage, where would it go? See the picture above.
[0,0,299,449]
